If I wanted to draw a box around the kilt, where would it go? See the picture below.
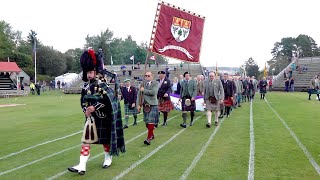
[224,97,233,107]
[143,105,159,124]
[260,87,267,94]
[83,114,112,144]
[205,100,220,111]
[158,99,174,112]
[124,103,138,115]
[181,98,196,112]
[307,88,320,94]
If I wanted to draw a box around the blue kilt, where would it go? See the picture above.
[307,89,320,94]
[143,105,159,124]
[181,98,196,112]
[124,103,138,115]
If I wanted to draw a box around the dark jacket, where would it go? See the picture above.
[121,86,137,105]
[221,79,234,98]
[157,78,172,101]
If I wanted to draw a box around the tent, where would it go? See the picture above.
[55,73,78,88]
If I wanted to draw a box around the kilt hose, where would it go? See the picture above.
[124,103,138,115]
[143,105,159,124]
[181,97,196,112]
[158,99,174,112]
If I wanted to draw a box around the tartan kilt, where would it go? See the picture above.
[181,98,196,112]
[224,97,233,107]
[205,100,220,111]
[307,88,320,94]
[124,103,138,115]
[158,99,174,112]
[260,87,267,94]
[143,105,159,124]
[83,114,111,144]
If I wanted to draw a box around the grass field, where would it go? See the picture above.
[0,91,319,179]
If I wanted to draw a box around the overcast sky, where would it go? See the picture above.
[1,0,319,69]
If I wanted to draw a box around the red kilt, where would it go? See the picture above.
[223,97,233,107]
[158,99,174,112]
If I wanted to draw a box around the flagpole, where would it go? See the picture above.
[110,55,113,68]
[34,39,37,83]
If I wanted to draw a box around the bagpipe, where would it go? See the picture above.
[81,69,119,144]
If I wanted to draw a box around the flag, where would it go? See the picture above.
[130,55,134,61]
[264,62,267,77]
[33,40,36,53]
[150,2,205,63]
[215,61,218,75]
[150,55,156,60]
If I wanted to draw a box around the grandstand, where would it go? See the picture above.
[272,57,320,91]
[64,63,203,94]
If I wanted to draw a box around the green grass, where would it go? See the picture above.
[0,91,319,179]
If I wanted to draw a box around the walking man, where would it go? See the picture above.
[179,72,197,128]
[121,79,138,128]
[157,71,174,126]
[137,71,159,145]
[68,49,125,175]
[203,72,224,127]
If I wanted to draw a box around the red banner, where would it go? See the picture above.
[150,3,205,63]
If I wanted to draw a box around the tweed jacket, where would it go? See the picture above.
[180,79,197,99]
[137,80,159,106]
[203,79,224,101]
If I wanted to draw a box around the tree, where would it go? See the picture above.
[65,48,83,72]
[244,57,259,77]
[0,20,14,60]
[37,46,67,76]
[269,34,320,76]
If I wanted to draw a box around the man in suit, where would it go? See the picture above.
[221,73,235,118]
[179,72,197,128]
[157,71,174,126]
[203,72,224,127]
[137,71,159,145]
[121,79,138,128]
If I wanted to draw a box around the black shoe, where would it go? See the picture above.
[162,122,167,126]
[144,139,151,145]
[155,124,158,128]
[206,123,211,128]
[238,105,241,107]
[180,123,187,128]
[214,121,218,126]
[123,125,128,129]
[218,115,223,119]
[132,122,137,126]
[102,164,110,168]
[68,167,85,175]
[189,121,194,126]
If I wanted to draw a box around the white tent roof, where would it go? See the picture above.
[55,73,78,88]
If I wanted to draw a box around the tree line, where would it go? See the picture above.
[0,20,167,81]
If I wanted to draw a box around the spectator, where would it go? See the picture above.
[174,66,177,71]
[268,78,273,91]
[172,77,178,94]
[285,78,289,92]
[57,80,61,89]
[302,65,308,72]
[30,82,35,95]
[35,82,41,95]
[289,77,294,92]
[180,62,183,69]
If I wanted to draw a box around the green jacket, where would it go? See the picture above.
[137,80,159,106]
[180,79,197,98]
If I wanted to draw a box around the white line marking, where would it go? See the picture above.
[0,131,82,160]
[113,115,204,180]
[47,114,179,180]
[0,114,142,160]
[180,116,225,180]
[265,98,320,175]
[248,100,255,180]
[0,145,80,176]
